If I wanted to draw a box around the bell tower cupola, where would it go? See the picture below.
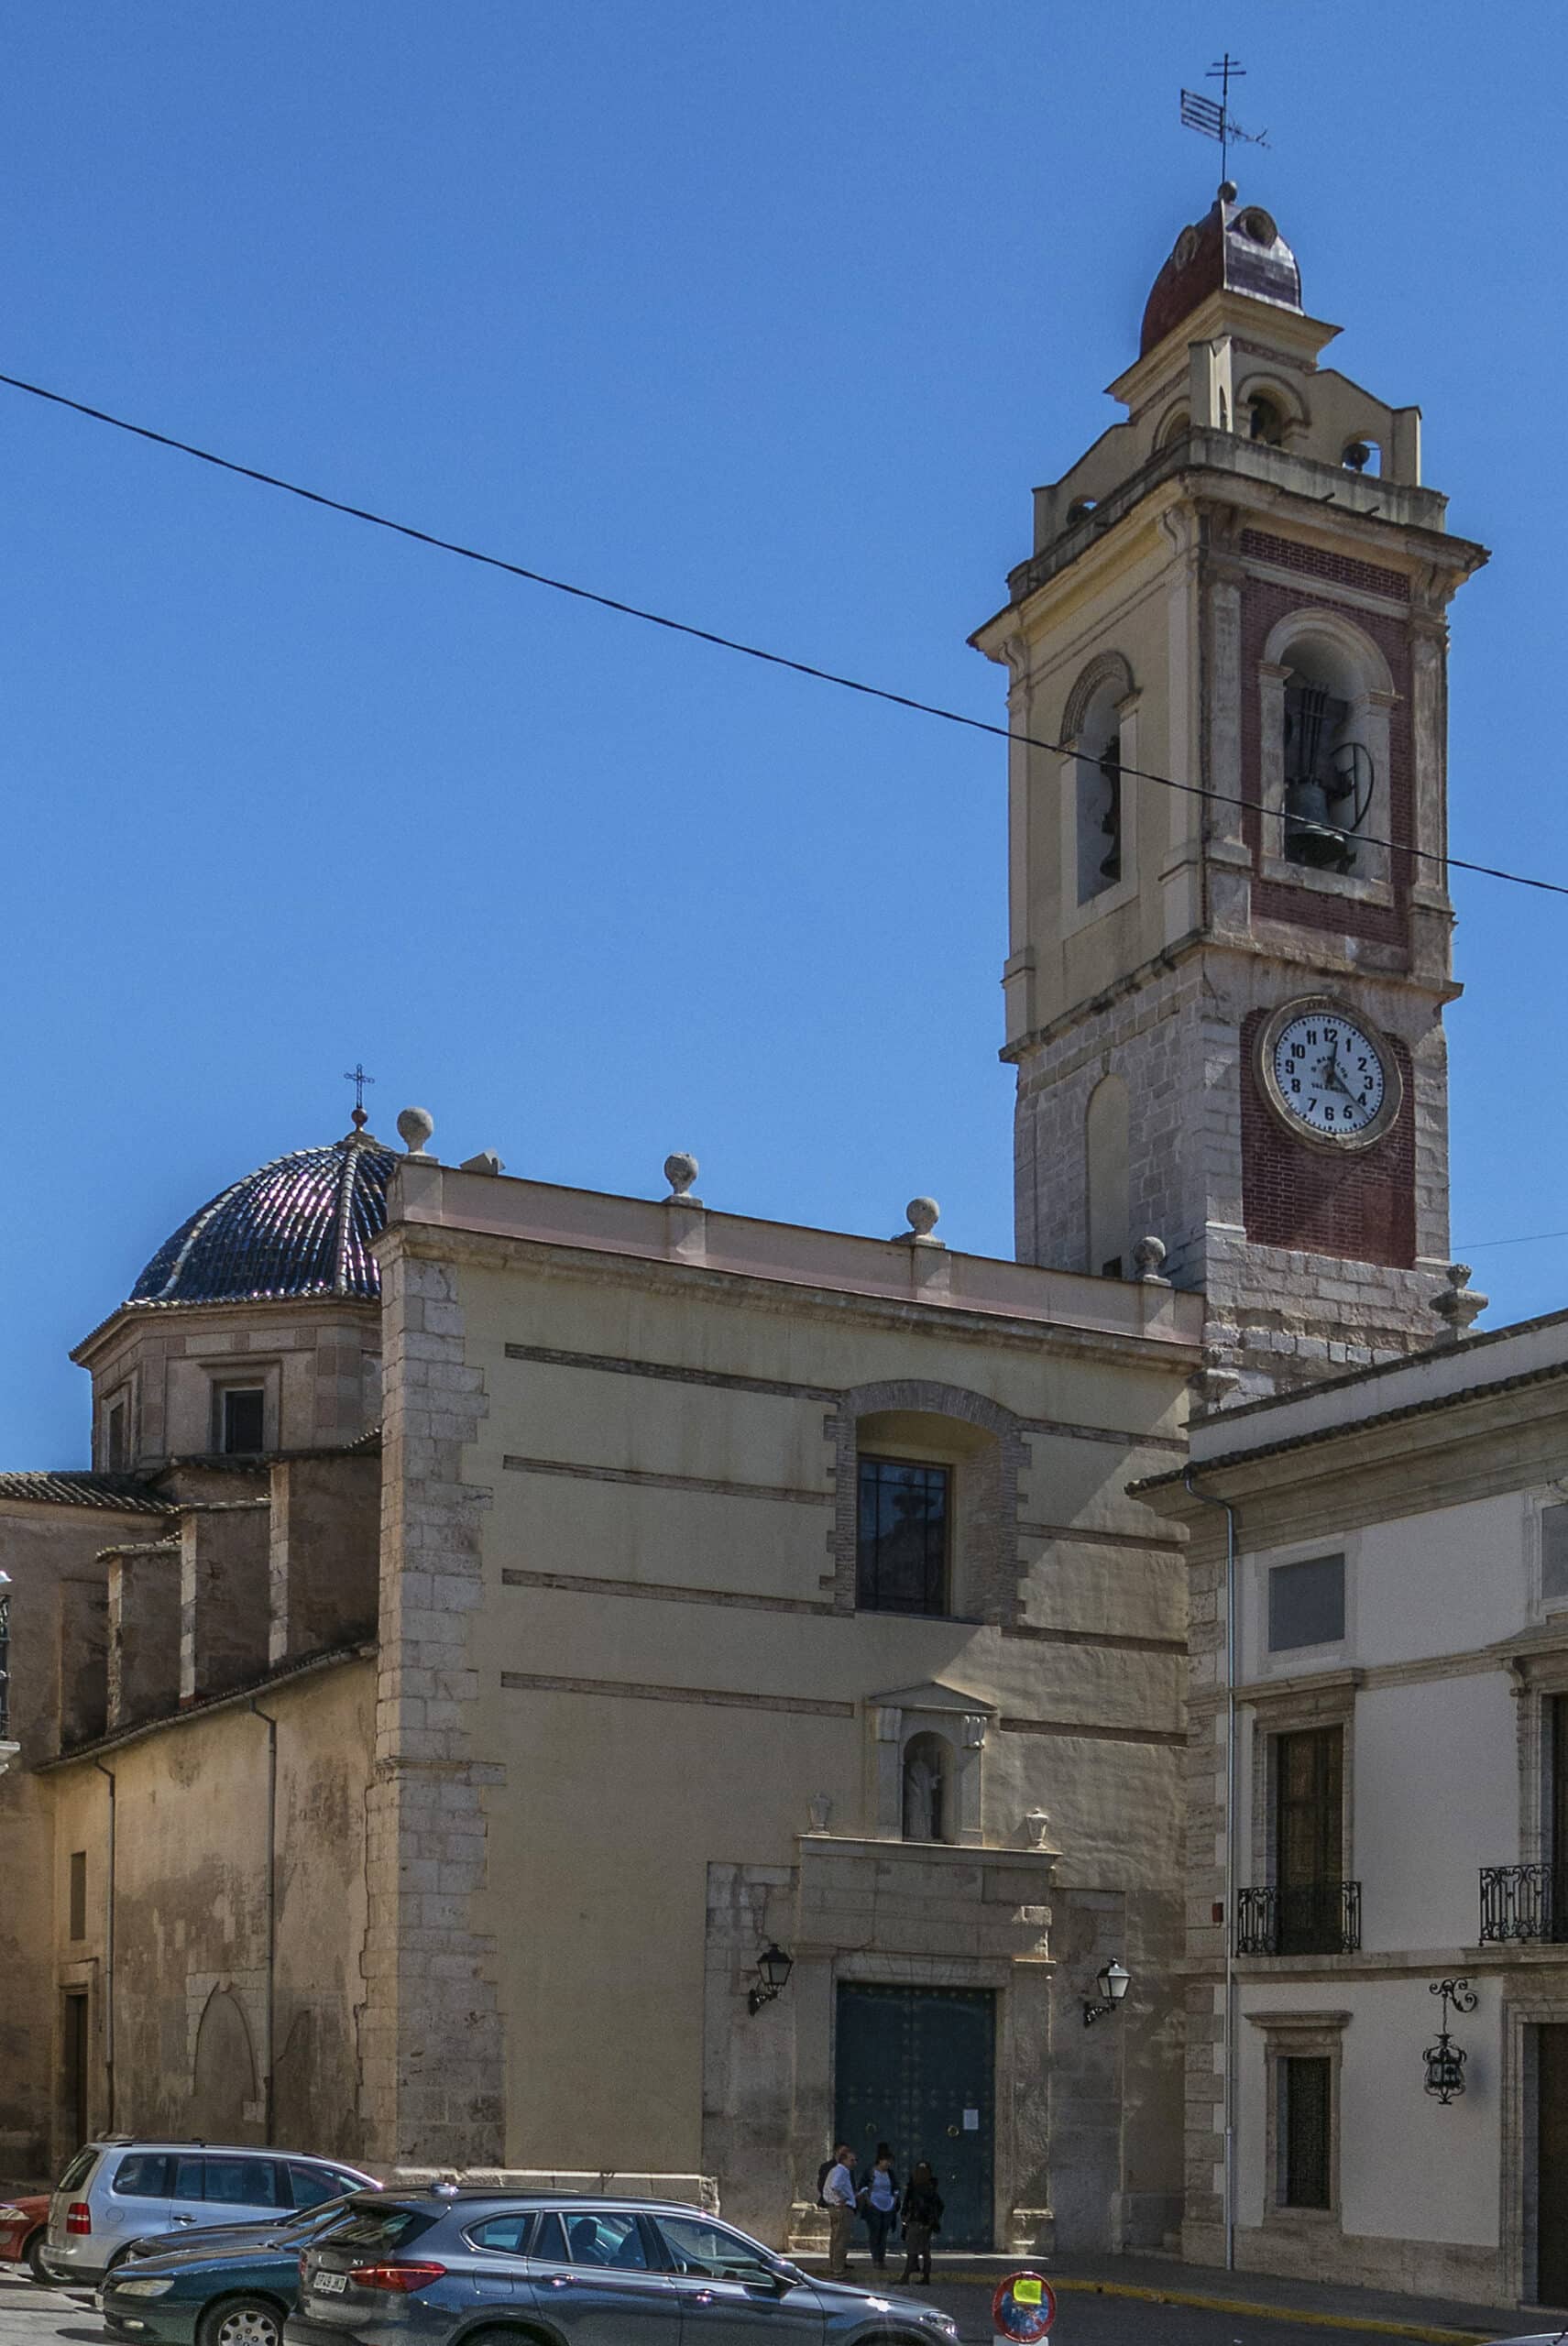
[971,186,1488,1398]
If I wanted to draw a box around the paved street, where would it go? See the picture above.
[0,2266,1515,2346]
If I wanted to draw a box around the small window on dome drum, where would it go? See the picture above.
[219,1387,266,1454]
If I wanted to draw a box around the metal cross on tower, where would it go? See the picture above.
[343,1062,376,1131]
[1179,54,1269,183]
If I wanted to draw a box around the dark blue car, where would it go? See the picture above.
[104,2201,361,2346]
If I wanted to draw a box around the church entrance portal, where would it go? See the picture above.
[834,1984,995,2251]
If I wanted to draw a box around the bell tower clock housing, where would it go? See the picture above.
[972,186,1487,1398]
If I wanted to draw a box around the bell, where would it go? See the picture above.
[1284,776,1352,872]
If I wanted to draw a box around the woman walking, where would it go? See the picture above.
[862,2149,899,2270]
[899,2161,943,2286]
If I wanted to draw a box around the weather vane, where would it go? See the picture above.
[1180,54,1270,184]
[343,1062,376,1131]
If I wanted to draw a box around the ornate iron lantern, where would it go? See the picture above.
[1083,1959,1132,2027]
[1424,1978,1477,2104]
[747,1943,795,2017]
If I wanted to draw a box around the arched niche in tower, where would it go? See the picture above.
[1085,1072,1131,1279]
[1258,609,1396,895]
[1059,652,1138,916]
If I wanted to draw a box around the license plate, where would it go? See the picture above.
[313,2273,348,2296]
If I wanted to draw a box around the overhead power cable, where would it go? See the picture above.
[4,366,1565,902]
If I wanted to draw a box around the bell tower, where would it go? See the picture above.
[972,185,1487,1398]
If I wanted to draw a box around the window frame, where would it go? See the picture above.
[1250,2009,1348,2233]
[856,1454,952,1619]
[1266,1554,1347,1656]
[215,1384,268,1456]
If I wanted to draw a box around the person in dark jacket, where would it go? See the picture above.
[899,2161,943,2286]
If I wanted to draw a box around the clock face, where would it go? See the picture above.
[1267,1008,1390,1142]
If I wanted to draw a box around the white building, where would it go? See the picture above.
[1140,1310,1568,2305]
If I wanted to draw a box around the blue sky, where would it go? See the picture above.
[4,3,1565,1465]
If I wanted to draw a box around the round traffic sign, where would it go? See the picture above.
[992,2271,1057,2341]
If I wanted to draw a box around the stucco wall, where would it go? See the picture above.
[46,1657,373,2168]
[375,1221,1195,2246]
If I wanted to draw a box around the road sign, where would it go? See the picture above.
[992,2271,1057,2341]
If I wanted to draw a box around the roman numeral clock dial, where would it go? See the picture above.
[1257,998,1403,1152]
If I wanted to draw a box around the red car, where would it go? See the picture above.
[0,2197,50,2283]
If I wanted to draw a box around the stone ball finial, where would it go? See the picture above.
[1219,179,1238,203]
[663,1151,702,1206]
[906,1197,939,1237]
[1133,1233,1168,1283]
[397,1105,435,1158]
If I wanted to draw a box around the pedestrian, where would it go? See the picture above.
[822,2143,858,2278]
[899,2160,943,2286]
[862,2148,899,2269]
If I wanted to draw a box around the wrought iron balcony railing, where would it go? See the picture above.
[1479,1863,1565,1944]
[1236,1880,1362,1957]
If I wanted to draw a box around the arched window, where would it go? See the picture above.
[902,1732,952,1843]
[1248,391,1287,445]
[1072,678,1124,904]
[1157,403,1190,449]
[1085,1072,1131,1278]
[1261,615,1393,891]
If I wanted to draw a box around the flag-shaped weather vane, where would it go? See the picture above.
[1180,54,1270,184]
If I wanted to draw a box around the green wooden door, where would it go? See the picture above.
[834,1984,995,2251]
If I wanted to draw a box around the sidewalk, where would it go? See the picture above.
[794,2249,1539,2343]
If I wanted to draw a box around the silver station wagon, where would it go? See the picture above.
[287,2192,959,2345]
[44,2143,379,2286]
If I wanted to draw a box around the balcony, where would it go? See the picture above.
[1479,1863,1565,1944]
[1236,1880,1362,1957]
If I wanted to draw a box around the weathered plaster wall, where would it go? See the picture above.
[0,1499,148,2185]
[46,1657,373,2167]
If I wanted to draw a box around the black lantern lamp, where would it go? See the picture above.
[1083,1959,1132,2027]
[748,1943,795,2018]
[1424,1978,1477,2104]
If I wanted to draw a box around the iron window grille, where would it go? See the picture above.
[0,1589,9,1741]
[856,1457,949,1617]
[1237,1880,1362,1957]
[1479,1863,1563,1944]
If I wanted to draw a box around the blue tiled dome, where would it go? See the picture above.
[130,1134,398,1307]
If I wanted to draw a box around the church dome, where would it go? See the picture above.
[129,1131,398,1308]
[1140,184,1302,356]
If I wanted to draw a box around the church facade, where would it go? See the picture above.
[0,182,1497,2275]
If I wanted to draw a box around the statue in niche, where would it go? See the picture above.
[902,1732,950,1843]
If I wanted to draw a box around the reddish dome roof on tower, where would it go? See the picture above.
[1139,183,1302,357]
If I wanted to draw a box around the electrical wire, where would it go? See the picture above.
[4,366,1566,902]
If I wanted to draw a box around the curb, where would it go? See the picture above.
[938,2273,1493,2342]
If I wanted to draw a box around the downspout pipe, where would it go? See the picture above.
[250,1701,280,2143]
[93,1760,116,2132]
[1184,1466,1238,2274]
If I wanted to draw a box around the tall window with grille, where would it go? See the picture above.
[1279,2055,1332,2209]
[1274,1727,1344,1956]
[857,1458,949,1617]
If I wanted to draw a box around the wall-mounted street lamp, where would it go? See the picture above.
[747,1943,795,2018]
[1082,1959,1131,2028]
[1424,1978,1477,2104]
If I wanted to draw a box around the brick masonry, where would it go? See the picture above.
[360,1240,503,2168]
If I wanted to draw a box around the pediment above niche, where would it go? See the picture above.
[869,1680,997,1718]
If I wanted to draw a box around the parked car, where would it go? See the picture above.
[43,2144,379,2286]
[102,2202,367,2346]
[286,2189,959,2344]
[0,2195,51,2283]
[124,2192,381,2267]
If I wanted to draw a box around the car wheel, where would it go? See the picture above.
[24,2233,49,2286]
[197,2297,289,2346]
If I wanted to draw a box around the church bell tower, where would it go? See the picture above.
[972,184,1487,1399]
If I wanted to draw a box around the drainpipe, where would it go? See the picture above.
[250,1701,279,2143]
[93,1760,116,2132]
[1184,1467,1238,2273]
